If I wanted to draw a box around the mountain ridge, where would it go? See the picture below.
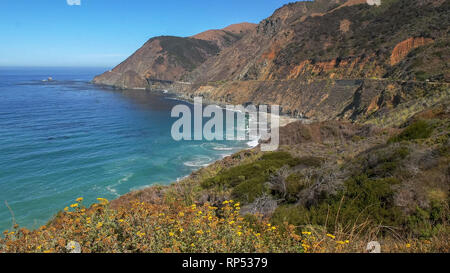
[92,23,255,88]
[93,0,449,126]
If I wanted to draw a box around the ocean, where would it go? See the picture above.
[0,67,249,231]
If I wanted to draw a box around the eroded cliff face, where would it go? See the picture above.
[171,78,449,127]
[93,0,450,125]
[390,37,434,65]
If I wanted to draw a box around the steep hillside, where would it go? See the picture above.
[92,36,220,88]
[176,0,449,125]
[188,0,448,83]
[191,22,256,50]
[6,104,447,253]
[93,23,255,89]
[93,1,449,126]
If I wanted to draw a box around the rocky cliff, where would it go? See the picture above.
[93,23,255,89]
[93,0,449,125]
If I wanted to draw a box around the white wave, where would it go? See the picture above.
[105,173,134,197]
[201,143,234,151]
[183,155,213,167]
[130,184,152,191]
[106,185,119,197]
[220,153,232,158]
[247,137,261,148]
[214,146,233,151]
[176,175,190,182]
[118,173,133,184]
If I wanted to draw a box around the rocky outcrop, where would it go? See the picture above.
[93,0,450,125]
[390,37,434,65]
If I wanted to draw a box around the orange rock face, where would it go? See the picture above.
[340,19,351,33]
[390,37,434,66]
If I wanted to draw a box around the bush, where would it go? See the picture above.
[284,173,311,203]
[365,146,410,178]
[407,200,449,239]
[272,176,404,233]
[388,120,434,143]
[201,152,301,203]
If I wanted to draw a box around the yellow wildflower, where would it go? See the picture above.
[406,243,411,248]
[64,207,69,212]
[76,197,84,202]
[196,230,203,234]
[96,222,103,228]
[229,221,235,225]
[179,228,184,233]
[326,234,336,239]
[97,198,109,205]
[169,232,175,237]
[302,231,312,235]
[70,203,78,208]
[178,212,184,217]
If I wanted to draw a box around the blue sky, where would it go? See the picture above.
[0,0,298,68]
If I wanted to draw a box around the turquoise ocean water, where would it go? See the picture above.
[0,67,249,231]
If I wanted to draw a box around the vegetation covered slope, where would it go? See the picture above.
[2,104,448,253]
[2,0,448,253]
[177,0,449,124]
[189,0,449,82]
[92,23,255,89]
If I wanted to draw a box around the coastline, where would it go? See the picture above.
[91,82,302,202]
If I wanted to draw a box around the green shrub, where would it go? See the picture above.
[407,200,449,239]
[272,176,404,233]
[388,120,434,143]
[284,173,311,203]
[201,152,301,203]
[271,205,306,228]
[295,156,325,168]
[365,146,409,178]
